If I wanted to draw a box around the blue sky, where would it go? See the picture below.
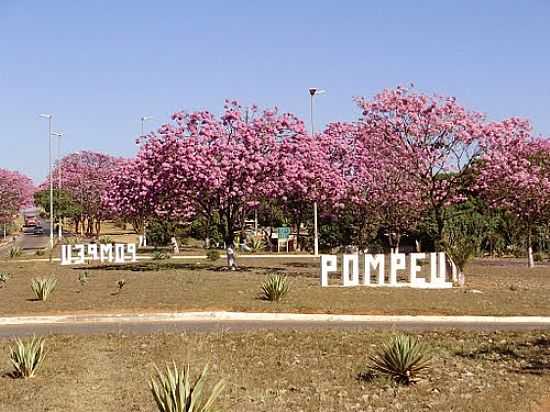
[1,1,549,182]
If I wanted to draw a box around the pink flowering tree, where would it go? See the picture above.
[355,86,487,249]
[277,126,351,250]
[0,168,34,227]
[137,101,306,268]
[476,118,550,267]
[44,151,121,236]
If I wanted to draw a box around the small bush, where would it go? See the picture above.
[206,249,220,262]
[9,247,22,258]
[31,277,58,301]
[9,336,46,378]
[35,249,46,256]
[150,362,224,412]
[250,238,266,253]
[117,279,127,290]
[78,271,89,286]
[0,271,10,287]
[367,335,431,385]
[152,250,170,261]
[260,273,289,302]
[99,236,113,244]
[534,252,545,263]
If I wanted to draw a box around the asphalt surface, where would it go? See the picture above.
[0,218,51,257]
[0,319,549,338]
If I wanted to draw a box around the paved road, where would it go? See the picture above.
[0,319,549,338]
[0,218,51,257]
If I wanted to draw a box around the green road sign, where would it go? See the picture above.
[277,227,291,240]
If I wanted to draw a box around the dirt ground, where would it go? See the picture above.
[0,257,549,317]
[0,329,549,411]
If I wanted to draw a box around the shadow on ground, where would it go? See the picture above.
[456,335,550,375]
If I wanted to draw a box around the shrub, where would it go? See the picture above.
[9,336,46,378]
[31,277,58,301]
[78,271,89,286]
[152,250,170,261]
[206,249,220,262]
[117,279,127,291]
[9,247,22,258]
[35,249,46,256]
[99,236,113,244]
[0,271,10,287]
[250,238,266,253]
[150,363,224,412]
[534,252,545,263]
[260,273,289,302]
[367,335,431,385]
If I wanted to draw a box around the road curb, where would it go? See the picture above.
[2,311,550,326]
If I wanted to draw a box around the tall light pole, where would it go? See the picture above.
[140,116,153,137]
[139,116,152,246]
[52,131,64,239]
[40,113,54,249]
[308,88,325,256]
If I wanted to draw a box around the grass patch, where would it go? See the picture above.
[0,330,549,411]
[0,258,549,316]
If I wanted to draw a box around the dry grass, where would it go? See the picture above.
[0,257,549,316]
[0,330,549,411]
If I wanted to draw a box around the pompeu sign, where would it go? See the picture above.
[61,243,137,265]
[320,252,453,289]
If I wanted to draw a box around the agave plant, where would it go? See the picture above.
[250,238,266,253]
[9,336,47,378]
[150,362,224,412]
[368,335,431,385]
[0,271,10,287]
[260,273,289,302]
[9,247,22,258]
[31,277,58,301]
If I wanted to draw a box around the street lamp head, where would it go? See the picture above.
[51,131,63,137]
[308,88,326,96]
[141,116,153,121]
[40,113,52,119]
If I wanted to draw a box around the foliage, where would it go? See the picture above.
[78,271,90,286]
[150,363,224,412]
[146,219,179,247]
[31,277,58,301]
[250,237,266,253]
[9,336,47,378]
[35,249,46,256]
[117,279,127,291]
[33,188,81,220]
[99,236,114,244]
[0,271,10,287]
[9,246,22,258]
[0,168,34,225]
[368,335,431,385]
[206,249,220,262]
[152,250,171,261]
[260,273,289,302]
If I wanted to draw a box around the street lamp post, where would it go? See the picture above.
[139,116,152,246]
[308,88,325,256]
[52,131,64,239]
[140,116,153,137]
[40,114,54,249]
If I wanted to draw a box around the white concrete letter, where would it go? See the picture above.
[364,254,385,285]
[409,253,426,287]
[126,243,137,262]
[390,253,406,285]
[320,255,337,287]
[342,254,359,287]
[100,244,113,263]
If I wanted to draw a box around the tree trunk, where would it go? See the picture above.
[204,215,211,249]
[458,270,465,287]
[527,228,535,268]
[295,216,302,252]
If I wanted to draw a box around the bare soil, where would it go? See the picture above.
[0,257,549,317]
